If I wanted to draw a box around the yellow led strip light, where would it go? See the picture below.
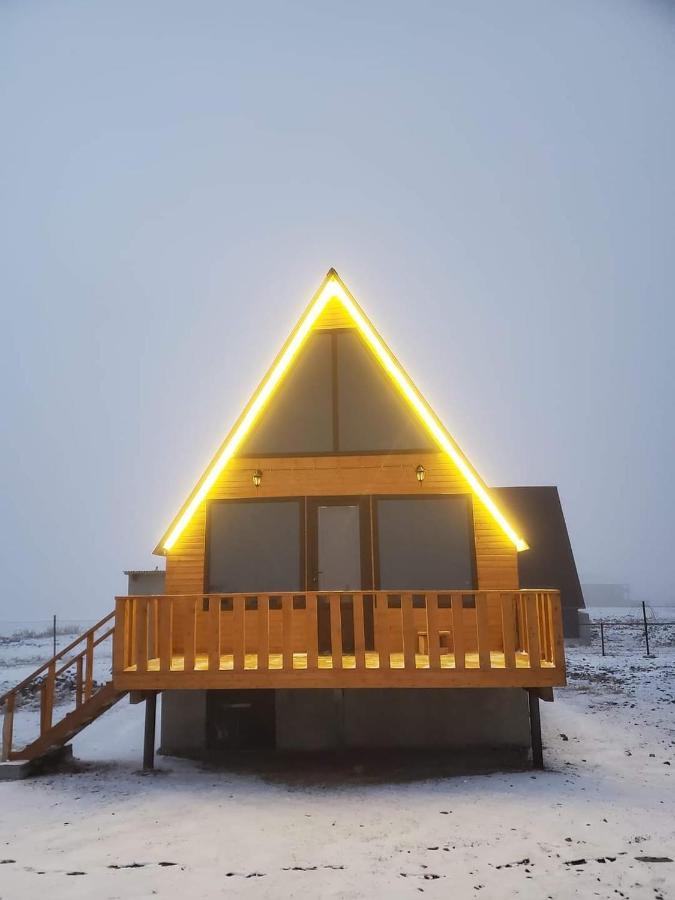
[161,274,528,553]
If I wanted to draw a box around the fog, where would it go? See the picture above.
[1,0,674,619]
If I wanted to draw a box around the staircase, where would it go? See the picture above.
[1,612,127,763]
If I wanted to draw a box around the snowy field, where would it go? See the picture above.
[1,622,674,899]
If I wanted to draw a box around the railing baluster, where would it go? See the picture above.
[476,592,492,670]
[306,593,318,670]
[451,593,465,670]
[75,656,83,707]
[525,593,541,669]
[158,599,172,673]
[330,594,342,669]
[500,592,516,669]
[208,597,221,672]
[426,593,441,670]
[282,594,293,671]
[353,593,366,670]
[257,595,269,671]
[376,594,390,670]
[233,595,245,672]
[1,693,15,761]
[85,632,94,698]
[113,597,127,674]
[134,597,148,673]
[183,597,196,673]
[550,591,564,670]
[402,593,416,670]
[41,662,55,735]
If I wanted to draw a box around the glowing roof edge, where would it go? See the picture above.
[156,270,529,554]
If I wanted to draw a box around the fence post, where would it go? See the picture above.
[642,601,651,657]
[600,620,605,657]
[53,614,57,657]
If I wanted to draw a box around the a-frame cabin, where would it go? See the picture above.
[1,270,565,771]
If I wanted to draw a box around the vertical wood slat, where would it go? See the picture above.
[257,595,269,671]
[183,597,196,673]
[232,595,245,671]
[305,593,318,670]
[544,594,554,663]
[426,593,441,670]
[75,656,83,707]
[282,594,293,671]
[401,593,416,670]
[525,593,541,669]
[353,593,366,670]
[152,598,160,660]
[476,592,492,670]
[376,595,390,669]
[500,593,517,669]
[451,593,465,670]
[330,594,342,669]
[1,693,15,762]
[126,599,136,669]
[549,592,564,671]
[85,633,94,699]
[208,597,220,672]
[41,661,55,735]
[134,597,148,673]
[158,600,172,673]
[113,597,127,675]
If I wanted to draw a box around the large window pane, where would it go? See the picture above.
[207,500,302,593]
[337,331,436,452]
[376,496,475,590]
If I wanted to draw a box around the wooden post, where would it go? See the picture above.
[600,620,605,656]
[1,693,15,762]
[527,688,543,770]
[143,692,157,770]
[642,601,651,657]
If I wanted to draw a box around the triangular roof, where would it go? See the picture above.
[155,269,528,554]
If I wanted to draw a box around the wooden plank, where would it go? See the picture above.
[426,593,441,671]
[401,593,416,670]
[85,632,94,698]
[233,595,245,671]
[281,594,293,671]
[1,692,15,762]
[41,662,55,735]
[451,593,465,670]
[183,597,196,673]
[158,600,172,673]
[476,592,492,670]
[257,595,269,671]
[113,597,126,675]
[75,656,83,708]
[500,592,517,669]
[549,592,565,674]
[376,595,390,669]
[208,597,220,672]
[330,594,342,669]
[525,594,541,669]
[134,598,148,673]
[353,593,366,670]
[306,593,318,670]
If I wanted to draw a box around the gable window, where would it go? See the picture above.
[374,495,476,590]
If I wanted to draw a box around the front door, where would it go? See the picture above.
[307,498,373,654]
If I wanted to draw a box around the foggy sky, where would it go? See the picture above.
[1,0,674,620]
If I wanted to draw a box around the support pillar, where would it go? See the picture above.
[143,692,157,770]
[527,688,543,769]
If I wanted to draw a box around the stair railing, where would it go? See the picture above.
[0,611,115,761]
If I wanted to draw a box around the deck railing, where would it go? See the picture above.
[113,590,565,690]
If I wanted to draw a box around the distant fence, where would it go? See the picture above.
[0,618,98,655]
[587,602,675,657]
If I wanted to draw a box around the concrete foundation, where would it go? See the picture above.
[159,688,531,760]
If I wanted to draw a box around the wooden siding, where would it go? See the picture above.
[314,297,354,330]
[165,452,519,610]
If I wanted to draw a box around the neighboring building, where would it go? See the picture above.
[1,270,572,772]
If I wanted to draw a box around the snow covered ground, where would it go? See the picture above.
[1,626,674,898]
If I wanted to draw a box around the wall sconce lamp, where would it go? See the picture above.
[415,464,426,485]
[252,469,263,488]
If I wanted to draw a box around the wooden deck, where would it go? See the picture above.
[113,590,566,690]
